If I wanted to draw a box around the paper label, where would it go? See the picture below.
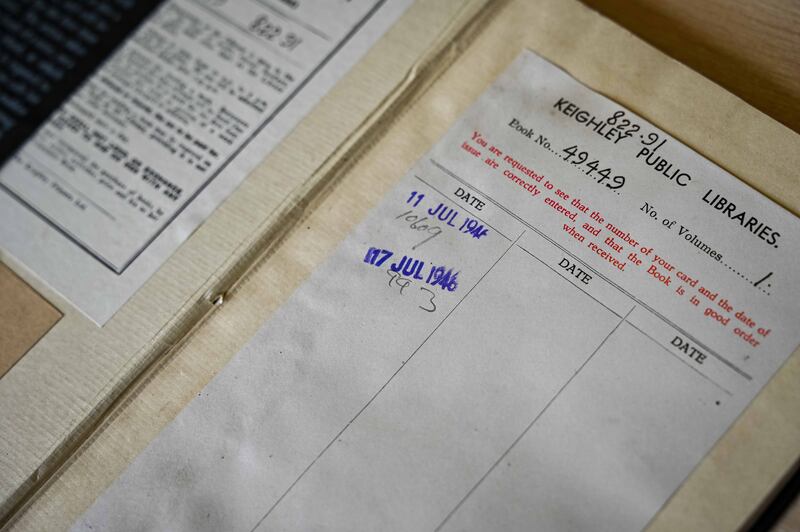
[0,0,409,324]
[75,51,800,531]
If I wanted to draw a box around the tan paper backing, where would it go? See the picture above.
[0,0,488,524]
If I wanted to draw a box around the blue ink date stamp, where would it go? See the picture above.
[364,247,459,292]
[401,191,489,249]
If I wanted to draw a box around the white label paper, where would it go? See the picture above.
[75,51,800,531]
[0,0,410,324]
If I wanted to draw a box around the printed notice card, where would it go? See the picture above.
[75,51,800,531]
[0,0,409,324]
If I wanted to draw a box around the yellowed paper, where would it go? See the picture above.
[0,0,485,523]
[74,50,800,531]
[7,0,800,530]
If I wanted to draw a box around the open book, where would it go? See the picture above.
[1,0,799,530]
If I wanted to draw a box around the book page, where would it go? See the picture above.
[0,0,410,324]
[74,50,800,531]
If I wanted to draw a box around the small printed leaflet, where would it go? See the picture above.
[0,0,410,323]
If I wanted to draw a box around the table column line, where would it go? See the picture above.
[516,243,622,318]
[429,158,752,382]
[625,321,732,396]
[413,174,512,241]
[515,243,732,395]
[247,231,525,532]
[434,305,635,532]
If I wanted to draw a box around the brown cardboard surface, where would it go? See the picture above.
[0,262,60,379]
[6,0,800,530]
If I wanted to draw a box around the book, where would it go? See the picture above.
[1,0,798,530]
